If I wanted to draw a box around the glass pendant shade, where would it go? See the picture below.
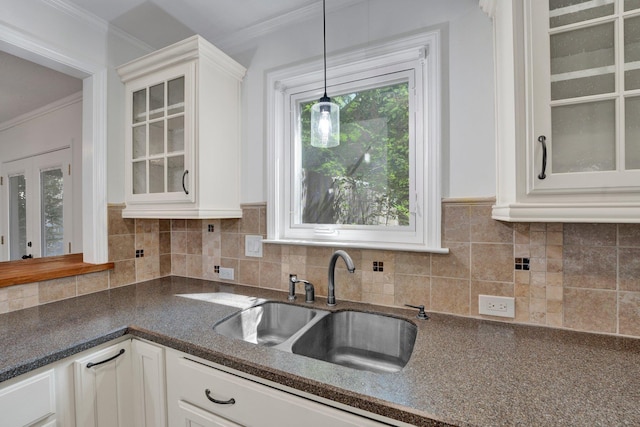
[310,97,340,148]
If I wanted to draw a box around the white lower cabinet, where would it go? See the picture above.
[131,339,167,427]
[0,369,56,426]
[73,340,134,427]
[165,349,387,427]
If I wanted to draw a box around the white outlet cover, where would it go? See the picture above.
[219,267,234,280]
[478,295,515,318]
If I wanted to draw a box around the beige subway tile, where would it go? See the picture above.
[546,245,563,260]
[394,274,429,308]
[470,205,513,243]
[563,288,616,333]
[171,254,187,277]
[515,297,530,322]
[77,271,109,295]
[39,277,76,304]
[186,219,201,231]
[221,218,240,233]
[546,272,563,287]
[563,246,616,289]
[546,259,563,273]
[619,292,640,337]
[108,207,135,236]
[305,265,326,296]
[514,223,530,245]
[530,272,546,288]
[530,231,546,246]
[238,259,259,286]
[547,223,563,232]
[431,277,470,315]
[546,232,563,246]
[306,246,333,267]
[136,256,160,282]
[530,298,546,315]
[432,242,470,279]
[160,254,172,277]
[546,300,563,314]
[530,311,546,324]
[530,223,546,232]
[515,270,530,285]
[108,234,135,262]
[514,244,531,258]
[186,255,203,279]
[395,252,430,276]
[546,285,563,301]
[529,245,546,258]
[471,243,514,282]
[171,231,187,254]
[530,285,546,300]
[186,231,202,255]
[529,257,546,272]
[443,204,470,242]
[363,293,395,307]
[564,223,616,246]
[220,233,240,258]
[239,208,260,234]
[515,283,530,298]
[110,260,136,287]
[171,219,186,231]
[334,269,362,303]
[619,224,640,247]
[259,262,282,290]
[619,248,640,292]
[259,206,267,234]
[160,232,171,255]
[546,312,563,328]
[159,219,171,232]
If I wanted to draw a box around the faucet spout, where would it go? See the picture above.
[327,250,355,306]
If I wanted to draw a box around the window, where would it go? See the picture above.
[267,31,444,252]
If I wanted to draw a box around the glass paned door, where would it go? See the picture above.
[2,149,72,261]
[129,74,187,198]
[8,174,27,260]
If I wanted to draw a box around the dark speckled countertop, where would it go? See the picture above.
[1,276,639,426]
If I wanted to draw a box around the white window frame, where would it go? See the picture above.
[266,30,445,253]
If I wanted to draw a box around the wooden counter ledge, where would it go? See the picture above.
[0,253,114,288]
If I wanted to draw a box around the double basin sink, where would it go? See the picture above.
[213,302,417,374]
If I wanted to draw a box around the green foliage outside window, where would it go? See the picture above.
[299,81,410,226]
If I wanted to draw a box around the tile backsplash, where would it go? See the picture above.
[3,199,640,340]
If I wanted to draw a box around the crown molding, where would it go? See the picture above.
[214,0,363,52]
[42,0,154,53]
[0,91,83,132]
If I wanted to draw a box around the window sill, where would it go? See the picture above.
[262,238,449,254]
[0,253,114,288]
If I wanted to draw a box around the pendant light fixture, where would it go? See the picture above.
[310,0,340,148]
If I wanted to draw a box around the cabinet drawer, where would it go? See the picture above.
[0,369,55,426]
[167,353,384,427]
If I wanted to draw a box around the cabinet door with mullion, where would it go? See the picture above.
[127,62,193,204]
[528,0,640,195]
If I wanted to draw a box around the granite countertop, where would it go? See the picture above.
[1,276,639,426]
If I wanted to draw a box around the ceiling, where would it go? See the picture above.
[1,0,357,126]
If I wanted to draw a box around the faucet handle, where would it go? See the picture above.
[405,304,429,320]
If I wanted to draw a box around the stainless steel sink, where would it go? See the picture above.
[213,302,328,347]
[291,311,417,373]
[213,302,417,373]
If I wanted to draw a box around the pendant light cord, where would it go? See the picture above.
[323,0,328,98]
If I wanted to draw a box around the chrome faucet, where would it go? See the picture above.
[327,250,355,306]
[289,274,315,303]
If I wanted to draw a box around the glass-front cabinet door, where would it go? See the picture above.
[127,63,192,203]
[528,0,640,194]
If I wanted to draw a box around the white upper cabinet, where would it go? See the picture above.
[117,36,246,219]
[487,0,640,222]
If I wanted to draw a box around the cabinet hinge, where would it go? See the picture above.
[1,176,3,185]
[1,236,3,245]
[68,242,71,253]
[68,164,71,176]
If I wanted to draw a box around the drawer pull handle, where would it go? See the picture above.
[205,388,236,405]
[86,348,125,368]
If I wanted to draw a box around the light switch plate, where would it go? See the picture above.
[219,267,234,280]
[245,235,263,257]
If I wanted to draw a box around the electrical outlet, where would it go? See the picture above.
[478,295,515,318]
[219,267,234,280]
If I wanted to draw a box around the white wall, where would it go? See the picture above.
[224,0,495,202]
